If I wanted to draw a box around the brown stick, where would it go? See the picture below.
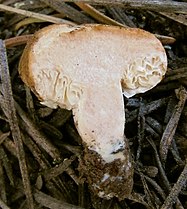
[34,190,85,209]
[161,159,187,209]
[0,197,10,209]
[4,35,33,48]
[75,2,125,26]
[160,87,187,165]
[0,40,34,209]
[40,0,94,23]
[62,0,187,14]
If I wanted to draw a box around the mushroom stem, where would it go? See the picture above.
[73,82,133,199]
[73,82,126,163]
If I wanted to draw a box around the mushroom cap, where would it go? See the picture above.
[19,24,167,109]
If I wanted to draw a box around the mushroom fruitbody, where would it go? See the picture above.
[19,24,167,199]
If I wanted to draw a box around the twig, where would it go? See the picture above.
[161,159,187,209]
[50,178,74,203]
[146,117,162,135]
[163,71,187,83]
[145,123,160,139]
[148,138,184,209]
[136,101,145,161]
[0,146,14,186]
[0,134,17,158]
[160,87,187,165]
[165,67,187,77]
[62,0,187,14]
[139,172,155,208]
[34,190,85,209]
[15,101,62,161]
[5,35,33,48]
[21,132,50,170]
[0,4,75,25]
[155,34,176,45]
[43,155,76,181]
[40,0,94,23]
[106,5,135,27]
[75,2,125,26]
[149,82,181,94]
[25,86,37,122]
[170,139,183,165]
[164,95,178,124]
[0,132,10,145]
[78,183,88,208]
[39,120,63,140]
[49,109,71,127]
[160,12,187,27]
[126,97,169,123]
[0,159,6,203]
[126,192,149,208]
[21,131,74,203]
[65,166,80,185]
[0,40,34,209]
[0,197,10,209]
[143,174,166,201]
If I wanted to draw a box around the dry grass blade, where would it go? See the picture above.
[14,13,67,31]
[75,2,125,26]
[60,0,187,14]
[0,4,75,25]
[34,190,85,209]
[161,159,187,209]
[160,87,187,165]
[0,40,34,209]
[15,17,49,31]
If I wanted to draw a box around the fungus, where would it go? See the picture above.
[19,24,167,199]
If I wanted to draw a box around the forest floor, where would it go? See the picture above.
[0,0,187,209]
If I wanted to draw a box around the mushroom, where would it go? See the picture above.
[19,24,167,199]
